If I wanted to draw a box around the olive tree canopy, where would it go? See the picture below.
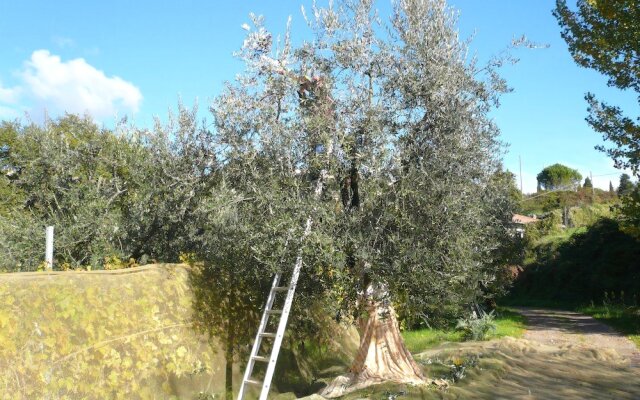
[202,0,518,390]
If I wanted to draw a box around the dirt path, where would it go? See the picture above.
[514,307,640,368]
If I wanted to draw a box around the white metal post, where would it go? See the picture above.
[45,226,54,270]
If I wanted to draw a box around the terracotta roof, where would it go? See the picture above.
[512,214,538,224]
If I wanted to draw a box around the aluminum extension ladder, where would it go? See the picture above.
[238,170,326,400]
[237,218,311,400]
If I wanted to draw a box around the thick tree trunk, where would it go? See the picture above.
[321,300,425,397]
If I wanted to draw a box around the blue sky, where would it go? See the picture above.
[0,0,637,192]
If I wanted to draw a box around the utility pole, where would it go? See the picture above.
[590,171,595,197]
[519,155,523,194]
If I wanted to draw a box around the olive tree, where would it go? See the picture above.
[0,107,218,271]
[0,115,141,270]
[204,0,517,392]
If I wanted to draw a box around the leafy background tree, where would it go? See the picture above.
[618,173,634,196]
[0,115,140,270]
[583,176,593,188]
[555,0,640,234]
[617,173,640,236]
[0,107,217,271]
[536,163,582,190]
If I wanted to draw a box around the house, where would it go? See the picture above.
[512,214,538,224]
[511,213,538,238]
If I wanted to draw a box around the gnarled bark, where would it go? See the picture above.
[321,300,425,397]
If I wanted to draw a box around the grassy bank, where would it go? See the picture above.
[511,218,640,306]
[401,308,527,353]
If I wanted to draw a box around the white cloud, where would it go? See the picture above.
[0,81,20,103]
[19,50,142,119]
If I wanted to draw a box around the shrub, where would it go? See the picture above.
[455,310,497,341]
[569,203,614,228]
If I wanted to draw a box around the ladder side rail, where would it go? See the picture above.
[258,168,326,399]
[238,273,282,400]
[258,218,313,400]
[243,136,333,399]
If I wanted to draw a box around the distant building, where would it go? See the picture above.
[512,214,537,224]
[511,213,538,238]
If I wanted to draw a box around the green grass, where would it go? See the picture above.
[493,308,527,338]
[401,308,527,353]
[402,327,465,353]
[578,304,640,348]
[533,226,586,247]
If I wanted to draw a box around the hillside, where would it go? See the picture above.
[520,188,617,216]
[0,264,358,399]
[510,218,640,305]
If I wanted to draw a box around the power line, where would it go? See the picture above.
[592,172,622,177]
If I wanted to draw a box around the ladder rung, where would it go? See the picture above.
[272,286,289,292]
[267,309,282,315]
[252,355,269,362]
[260,332,276,338]
[244,379,262,386]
